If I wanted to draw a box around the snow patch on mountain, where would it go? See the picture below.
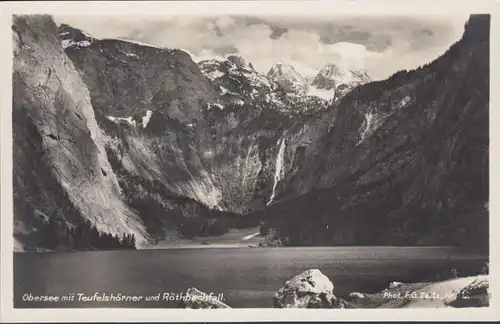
[107,115,137,127]
[141,110,153,128]
[106,110,157,129]
[199,59,227,81]
[108,38,163,49]
[61,39,92,49]
[199,56,274,104]
[307,86,335,101]
[398,96,412,109]
[242,68,272,88]
[207,102,225,110]
[212,70,225,79]
[124,52,139,59]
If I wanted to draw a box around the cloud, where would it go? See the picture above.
[53,14,469,80]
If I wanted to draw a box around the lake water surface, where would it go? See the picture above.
[14,246,486,308]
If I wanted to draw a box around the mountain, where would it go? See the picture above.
[310,63,372,101]
[267,62,309,95]
[12,16,149,249]
[12,14,489,252]
[256,15,489,249]
[265,61,372,105]
[198,56,333,116]
[199,54,275,104]
[13,16,309,250]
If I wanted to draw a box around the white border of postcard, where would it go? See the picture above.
[1,0,499,322]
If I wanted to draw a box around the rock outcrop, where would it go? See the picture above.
[447,277,489,308]
[389,281,403,289]
[273,269,344,308]
[12,15,149,250]
[347,292,365,300]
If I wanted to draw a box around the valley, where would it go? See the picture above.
[12,14,489,253]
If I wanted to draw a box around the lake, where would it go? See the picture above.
[14,246,487,308]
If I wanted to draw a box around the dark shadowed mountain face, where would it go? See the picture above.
[258,15,489,249]
[12,14,489,252]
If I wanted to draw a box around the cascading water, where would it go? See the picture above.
[267,137,286,206]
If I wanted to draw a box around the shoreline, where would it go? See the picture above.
[14,244,487,253]
[345,275,489,308]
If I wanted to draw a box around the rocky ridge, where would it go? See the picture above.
[12,14,489,251]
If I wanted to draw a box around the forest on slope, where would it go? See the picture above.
[257,15,489,250]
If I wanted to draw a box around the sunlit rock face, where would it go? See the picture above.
[267,62,309,95]
[12,15,149,249]
[13,14,488,251]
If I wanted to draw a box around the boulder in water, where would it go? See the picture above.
[348,292,365,300]
[389,281,403,289]
[273,269,342,308]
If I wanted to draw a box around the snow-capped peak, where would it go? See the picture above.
[198,55,272,102]
[308,64,372,101]
[226,54,248,68]
[311,63,371,91]
[267,62,308,94]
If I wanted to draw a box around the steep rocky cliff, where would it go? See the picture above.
[12,15,149,249]
[13,16,304,250]
[259,15,489,249]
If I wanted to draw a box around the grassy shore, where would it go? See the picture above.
[142,226,265,249]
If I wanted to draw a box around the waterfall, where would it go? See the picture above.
[267,137,286,206]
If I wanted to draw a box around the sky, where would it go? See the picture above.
[53,14,470,81]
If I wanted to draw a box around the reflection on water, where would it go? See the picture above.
[14,246,487,308]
